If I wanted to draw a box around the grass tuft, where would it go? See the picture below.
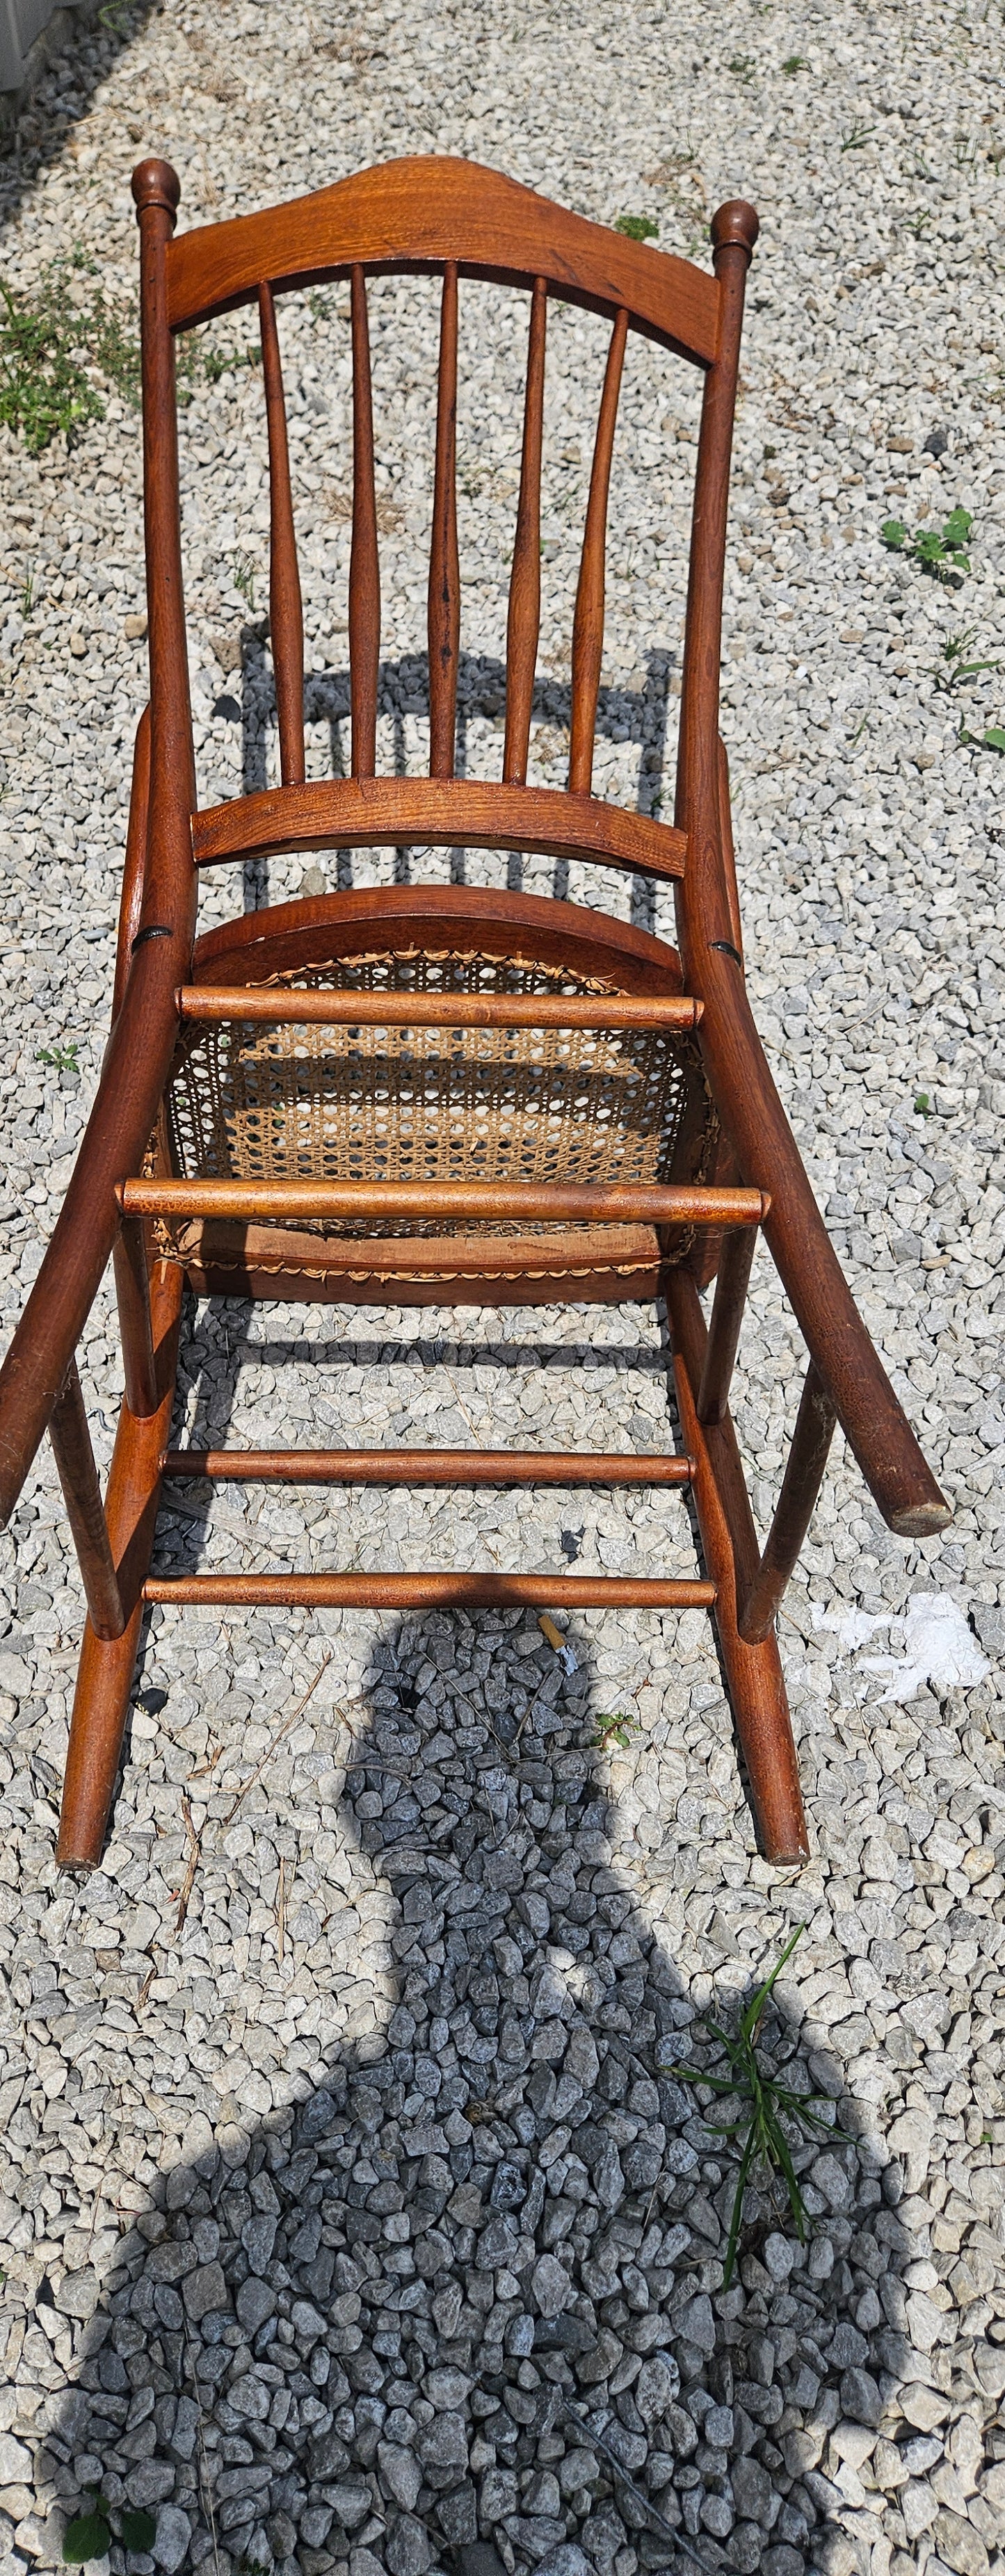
[668,1922,847,2288]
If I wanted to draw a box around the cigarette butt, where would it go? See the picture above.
[538,1612,564,1653]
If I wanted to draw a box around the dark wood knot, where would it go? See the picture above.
[710,200,760,259]
[131,158,181,225]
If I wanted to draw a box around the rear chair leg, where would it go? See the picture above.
[666,1271,809,1866]
[56,1263,183,1870]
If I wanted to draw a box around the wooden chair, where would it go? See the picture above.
[0,156,949,1873]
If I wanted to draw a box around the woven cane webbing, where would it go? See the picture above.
[161,942,715,1270]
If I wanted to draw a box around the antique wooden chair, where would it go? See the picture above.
[0,156,949,1873]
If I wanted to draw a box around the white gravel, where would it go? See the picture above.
[0,7,1003,2576]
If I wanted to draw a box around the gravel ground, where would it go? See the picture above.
[0,6,1004,2576]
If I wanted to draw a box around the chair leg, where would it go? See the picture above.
[56,1263,183,1871]
[665,1271,809,1866]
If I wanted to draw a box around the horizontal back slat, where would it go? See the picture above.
[166,154,719,363]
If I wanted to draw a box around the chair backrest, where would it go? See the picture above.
[131,154,758,975]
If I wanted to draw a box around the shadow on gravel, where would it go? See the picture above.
[0,0,155,213]
[228,644,673,925]
[35,1618,933,2576]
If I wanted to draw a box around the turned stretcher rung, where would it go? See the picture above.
[120,1179,769,1226]
[143,1571,717,1609]
[176,987,704,1030]
[159,1445,695,1487]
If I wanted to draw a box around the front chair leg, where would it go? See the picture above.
[666,1271,809,1866]
[56,1263,183,1870]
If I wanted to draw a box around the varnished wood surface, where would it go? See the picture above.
[120,1178,769,1227]
[191,775,689,880]
[428,262,460,778]
[504,277,547,787]
[738,1361,837,1644]
[259,281,306,786]
[47,1360,124,1644]
[56,1265,184,1870]
[165,155,721,363]
[174,1217,666,1297]
[569,307,628,796]
[178,986,702,1030]
[667,1270,809,1864]
[160,1446,695,1487]
[349,266,380,778]
[144,1571,718,1610]
[191,882,686,994]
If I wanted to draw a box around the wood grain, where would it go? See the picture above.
[178,986,702,1030]
[428,261,460,777]
[569,306,628,795]
[161,1447,694,1487]
[165,154,720,363]
[349,264,380,777]
[259,282,305,785]
[121,1178,769,1228]
[192,773,688,882]
[504,277,547,786]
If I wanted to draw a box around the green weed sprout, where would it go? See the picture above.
[35,1042,79,1074]
[590,1711,641,1750]
[931,628,999,692]
[63,2490,156,2563]
[882,504,972,583]
[615,214,659,241]
[667,1922,846,2289]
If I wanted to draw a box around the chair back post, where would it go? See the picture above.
[674,200,758,985]
[133,159,198,939]
[0,166,200,1529]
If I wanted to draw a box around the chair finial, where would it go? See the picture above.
[131,159,182,226]
[710,200,759,259]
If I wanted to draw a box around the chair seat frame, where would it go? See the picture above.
[0,155,949,1874]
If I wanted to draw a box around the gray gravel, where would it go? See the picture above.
[0,6,1004,2576]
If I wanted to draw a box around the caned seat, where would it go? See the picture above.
[0,154,949,1877]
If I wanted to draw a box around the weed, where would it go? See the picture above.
[590,1712,641,1750]
[914,1092,931,1115]
[204,340,261,384]
[19,562,34,617]
[849,711,870,747]
[0,246,260,454]
[782,53,807,72]
[931,627,999,690]
[840,122,876,151]
[728,54,756,80]
[35,1041,79,1074]
[882,504,972,583]
[666,1922,846,2288]
[0,271,104,453]
[903,209,931,238]
[63,2490,155,2563]
[232,551,257,613]
[615,213,659,241]
[958,719,1005,752]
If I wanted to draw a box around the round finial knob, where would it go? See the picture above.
[710,200,759,257]
[131,158,181,225]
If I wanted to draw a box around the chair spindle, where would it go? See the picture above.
[258,282,305,787]
[568,305,629,796]
[350,264,380,779]
[504,276,547,786]
[428,261,460,778]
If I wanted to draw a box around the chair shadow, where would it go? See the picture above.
[228,643,673,931]
[36,1621,926,2576]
